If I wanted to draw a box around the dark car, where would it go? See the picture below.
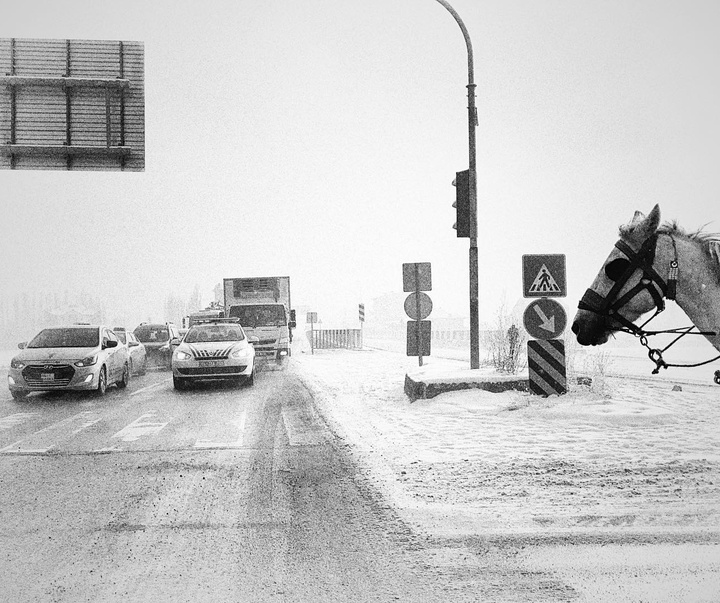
[132,322,180,369]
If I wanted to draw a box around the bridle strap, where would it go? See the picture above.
[577,234,668,335]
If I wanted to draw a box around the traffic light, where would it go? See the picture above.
[452,169,471,238]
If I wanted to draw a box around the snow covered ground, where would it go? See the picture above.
[2,333,718,541]
[291,334,720,539]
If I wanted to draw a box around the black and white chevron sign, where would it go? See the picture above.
[527,339,567,396]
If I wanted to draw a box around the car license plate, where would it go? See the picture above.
[199,360,221,368]
[41,373,55,381]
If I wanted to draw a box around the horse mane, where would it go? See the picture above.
[658,221,720,278]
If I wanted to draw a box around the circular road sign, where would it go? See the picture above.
[404,292,433,321]
[523,298,567,340]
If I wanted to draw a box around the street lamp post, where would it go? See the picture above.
[434,0,480,369]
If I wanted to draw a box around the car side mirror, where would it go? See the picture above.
[129,341,139,347]
[248,336,260,344]
[170,337,181,345]
[104,340,118,349]
[17,342,26,350]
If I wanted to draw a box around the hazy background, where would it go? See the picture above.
[1,0,719,341]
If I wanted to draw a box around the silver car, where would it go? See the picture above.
[171,320,257,390]
[114,327,148,376]
[8,325,130,399]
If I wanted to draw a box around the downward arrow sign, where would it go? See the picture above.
[534,305,556,332]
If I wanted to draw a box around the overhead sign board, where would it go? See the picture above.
[522,254,566,297]
[523,298,567,340]
[402,262,432,292]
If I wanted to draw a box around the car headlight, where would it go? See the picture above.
[10,358,25,370]
[175,350,192,361]
[75,355,98,367]
[231,347,250,359]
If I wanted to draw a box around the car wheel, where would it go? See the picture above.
[173,376,189,390]
[246,366,256,387]
[96,367,107,396]
[11,390,28,400]
[117,362,129,388]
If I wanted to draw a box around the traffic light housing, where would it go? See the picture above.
[452,169,471,238]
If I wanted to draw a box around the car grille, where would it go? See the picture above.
[22,364,75,387]
[177,366,246,376]
[192,350,229,360]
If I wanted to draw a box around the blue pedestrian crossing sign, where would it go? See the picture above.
[522,254,566,297]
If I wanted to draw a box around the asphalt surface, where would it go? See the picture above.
[0,365,718,602]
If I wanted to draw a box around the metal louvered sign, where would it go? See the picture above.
[0,37,145,171]
[528,339,567,396]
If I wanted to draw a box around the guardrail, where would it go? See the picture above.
[308,329,363,350]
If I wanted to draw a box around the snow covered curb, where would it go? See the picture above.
[404,367,528,401]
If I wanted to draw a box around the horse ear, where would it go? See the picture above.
[630,210,646,225]
[635,204,661,239]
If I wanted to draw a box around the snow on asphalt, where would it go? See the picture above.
[292,337,720,539]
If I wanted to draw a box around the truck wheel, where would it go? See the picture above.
[11,390,28,400]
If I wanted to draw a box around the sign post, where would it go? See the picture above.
[522,255,567,395]
[307,312,317,355]
[403,263,432,366]
[358,303,365,349]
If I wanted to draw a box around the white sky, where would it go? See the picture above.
[2,0,719,328]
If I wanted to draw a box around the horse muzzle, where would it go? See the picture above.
[571,309,611,346]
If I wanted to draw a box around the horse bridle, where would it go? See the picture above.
[578,233,675,335]
[578,232,720,380]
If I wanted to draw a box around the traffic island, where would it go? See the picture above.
[404,369,528,402]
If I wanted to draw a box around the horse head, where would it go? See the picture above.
[572,204,670,346]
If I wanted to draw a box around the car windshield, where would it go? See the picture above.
[185,325,245,343]
[115,332,127,344]
[27,327,99,348]
[228,305,286,328]
[134,326,169,343]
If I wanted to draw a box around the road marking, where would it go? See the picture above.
[0,412,40,430]
[0,411,101,454]
[129,380,169,397]
[111,411,169,442]
[282,407,325,446]
[194,410,246,449]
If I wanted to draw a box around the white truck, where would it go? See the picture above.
[223,276,296,366]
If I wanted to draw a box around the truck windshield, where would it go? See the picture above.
[27,328,99,348]
[229,305,286,328]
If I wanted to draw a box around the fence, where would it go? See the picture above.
[309,329,363,350]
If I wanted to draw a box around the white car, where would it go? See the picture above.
[113,327,148,376]
[8,325,130,399]
[171,320,257,390]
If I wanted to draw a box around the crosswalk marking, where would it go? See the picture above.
[0,413,39,430]
[111,411,169,442]
[0,411,101,454]
[194,410,246,449]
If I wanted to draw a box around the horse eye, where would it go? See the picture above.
[605,258,631,281]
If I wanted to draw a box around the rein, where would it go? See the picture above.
[578,232,720,380]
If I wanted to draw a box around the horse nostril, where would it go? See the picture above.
[571,321,579,335]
